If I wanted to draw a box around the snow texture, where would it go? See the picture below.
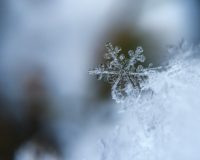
[86,40,200,160]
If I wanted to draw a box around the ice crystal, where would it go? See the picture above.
[89,42,158,102]
[82,41,200,160]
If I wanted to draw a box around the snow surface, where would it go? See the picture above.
[82,41,200,160]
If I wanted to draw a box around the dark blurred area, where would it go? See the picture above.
[0,69,60,159]
[0,0,200,159]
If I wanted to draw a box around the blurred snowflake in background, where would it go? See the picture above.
[89,42,160,102]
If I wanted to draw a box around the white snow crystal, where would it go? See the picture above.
[89,42,160,103]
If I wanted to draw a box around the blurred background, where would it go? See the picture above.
[0,0,200,159]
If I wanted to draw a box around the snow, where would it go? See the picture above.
[86,41,200,160]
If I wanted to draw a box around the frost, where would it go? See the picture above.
[85,41,200,160]
[89,42,160,103]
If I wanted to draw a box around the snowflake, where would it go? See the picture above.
[89,42,158,102]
